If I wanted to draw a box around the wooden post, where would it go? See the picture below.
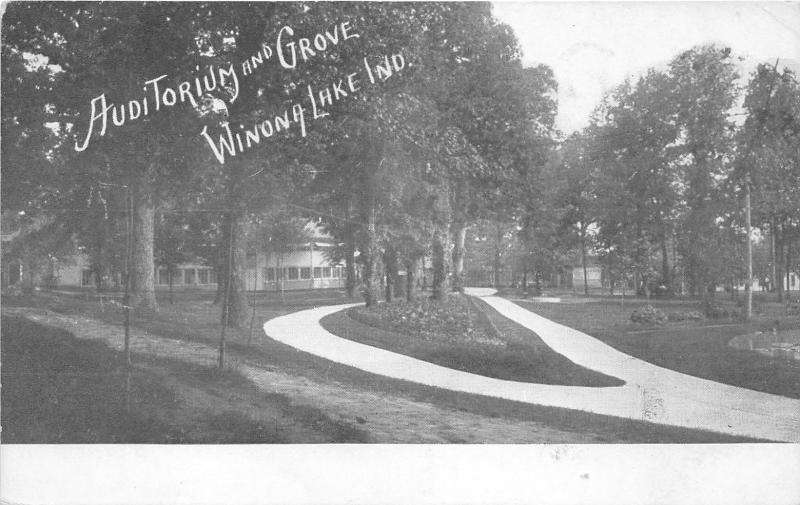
[219,211,234,369]
[124,187,132,366]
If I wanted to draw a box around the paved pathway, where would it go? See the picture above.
[263,288,800,441]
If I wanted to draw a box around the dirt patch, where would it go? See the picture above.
[241,366,603,443]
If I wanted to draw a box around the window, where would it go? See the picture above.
[158,269,169,285]
[300,267,311,280]
[265,268,275,281]
[209,270,217,284]
[81,269,93,287]
[322,267,332,278]
[334,267,342,278]
[198,269,209,284]
[288,267,299,280]
[313,267,322,278]
[184,269,195,285]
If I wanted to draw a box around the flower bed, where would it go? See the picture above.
[322,294,623,387]
[349,295,506,348]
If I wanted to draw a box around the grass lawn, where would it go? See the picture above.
[1,289,760,442]
[321,294,622,387]
[1,313,367,443]
[512,297,800,399]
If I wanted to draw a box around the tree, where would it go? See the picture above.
[417,7,558,292]
[587,69,682,297]
[739,63,800,302]
[2,3,217,310]
[154,211,194,305]
[669,45,739,297]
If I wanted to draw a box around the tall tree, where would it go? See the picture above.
[739,63,800,301]
[669,45,739,296]
[3,3,216,310]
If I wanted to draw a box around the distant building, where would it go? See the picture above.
[572,265,603,290]
[3,220,347,292]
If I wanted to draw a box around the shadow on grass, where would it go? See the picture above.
[2,291,761,443]
[514,299,800,399]
[1,315,367,443]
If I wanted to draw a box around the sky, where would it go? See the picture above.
[492,2,800,134]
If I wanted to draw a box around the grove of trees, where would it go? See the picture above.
[499,46,800,304]
[3,2,798,347]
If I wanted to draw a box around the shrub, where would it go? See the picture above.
[630,305,667,325]
[667,310,704,322]
[703,301,736,319]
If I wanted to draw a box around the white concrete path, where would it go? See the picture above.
[263,288,800,441]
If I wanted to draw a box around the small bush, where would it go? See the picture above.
[667,310,704,322]
[703,301,736,319]
[630,305,667,325]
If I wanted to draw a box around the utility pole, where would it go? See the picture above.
[745,179,753,320]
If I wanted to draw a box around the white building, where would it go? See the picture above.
[27,222,347,292]
[571,265,603,290]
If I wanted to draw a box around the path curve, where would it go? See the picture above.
[263,289,800,441]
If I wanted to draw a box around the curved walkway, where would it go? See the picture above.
[263,288,800,442]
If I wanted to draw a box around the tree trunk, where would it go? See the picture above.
[777,223,784,302]
[393,256,406,299]
[129,184,158,311]
[786,242,792,296]
[345,247,356,298]
[345,205,357,298]
[220,210,249,328]
[363,202,380,307]
[384,246,398,303]
[451,221,467,293]
[432,230,450,302]
[405,257,418,302]
[168,268,174,305]
[770,215,777,292]
[214,256,224,304]
[362,201,380,307]
[361,145,382,307]
[580,226,588,295]
[421,256,428,292]
[744,183,752,320]
[661,234,671,292]
[493,224,502,287]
